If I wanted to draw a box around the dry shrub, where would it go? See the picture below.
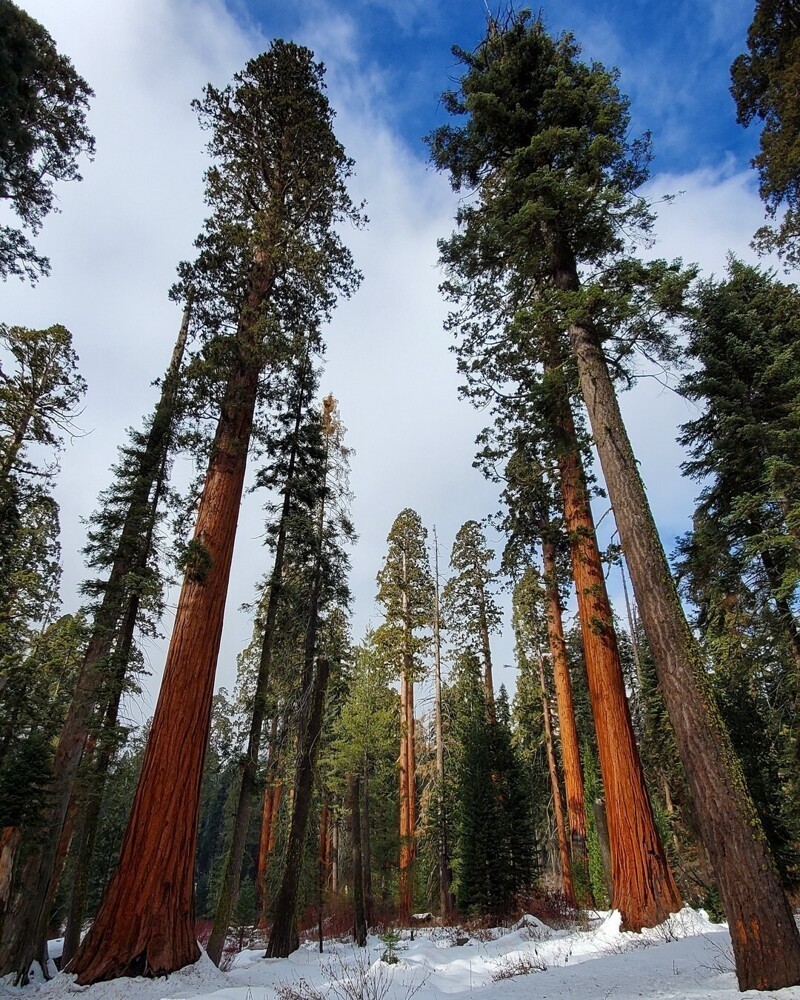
[491,952,548,981]
[299,898,356,945]
[276,950,428,1000]
[513,889,581,930]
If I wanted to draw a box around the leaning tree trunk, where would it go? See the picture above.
[349,772,367,947]
[541,537,592,905]
[68,268,272,984]
[0,298,192,985]
[558,249,800,990]
[62,425,172,968]
[537,651,576,907]
[257,716,285,925]
[548,368,681,931]
[206,363,312,967]
[266,657,332,957]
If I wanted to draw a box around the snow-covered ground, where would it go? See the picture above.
[5,908,800,1000]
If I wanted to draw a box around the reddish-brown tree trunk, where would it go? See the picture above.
[68,272,270,984]
[432,530,455,920]
[0,828,20,920]
[562,282,800,989]
[319,798,331,889]
[550,372,681,931]
[406,671,416,875]
[206,368,313,966]
[541,538,592,904]
[256,718,279,924]
[537,652,576,907]
[0,301,192,984]
[398,669,412,919]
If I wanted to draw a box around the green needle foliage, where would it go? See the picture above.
[0,0,94,281]
[731,0,800,264]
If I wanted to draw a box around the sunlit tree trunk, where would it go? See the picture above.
[537,650,576,907]
[206,357,311,967]
[548,356,681,931]
[541,538,592,904]
[0,299,191,984]
[562,265,800,986]
[69,265,271,984]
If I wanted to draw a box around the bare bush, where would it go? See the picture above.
[491,952,548,980]
[276,949,428,1000]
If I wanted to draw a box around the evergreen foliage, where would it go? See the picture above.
[0,0,94,280]
[375,509,434,676]
[731,0,800,263]
[442,520,501,657]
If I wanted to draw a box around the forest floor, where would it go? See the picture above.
[4,908,800,1000]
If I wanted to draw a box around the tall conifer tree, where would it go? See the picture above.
[375,509,433,918]
[429,12,800,989]
[69,44,361,984]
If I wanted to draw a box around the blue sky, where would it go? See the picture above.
[3,0,773,711]
[244,0,758,175]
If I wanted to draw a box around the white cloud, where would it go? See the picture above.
[3,1,780,718]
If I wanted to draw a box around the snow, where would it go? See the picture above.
[3,908,800,1000]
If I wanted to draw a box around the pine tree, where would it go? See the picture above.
[429,11,800,988]
[267,397,355,957]
[731,0,800,263]
[69,44,362,984]
[442,520,501,720]
[328,634,398,926]
[205,352,321,966]
[0,301,189,983]
[0,0,94,281]
[680,260,800,670]
[450,653,507,914]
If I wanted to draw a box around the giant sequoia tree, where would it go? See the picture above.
[375,509,433,918]
[69,43,361,984]
[429,11,800,990]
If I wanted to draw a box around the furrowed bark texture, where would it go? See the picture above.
[552,374,681,930]
[566,305,800,990]
[68,278,268,984]
[537,653,576,907]
[541,538,592,903]
[399,656,417,920]
[206,375,308,966]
